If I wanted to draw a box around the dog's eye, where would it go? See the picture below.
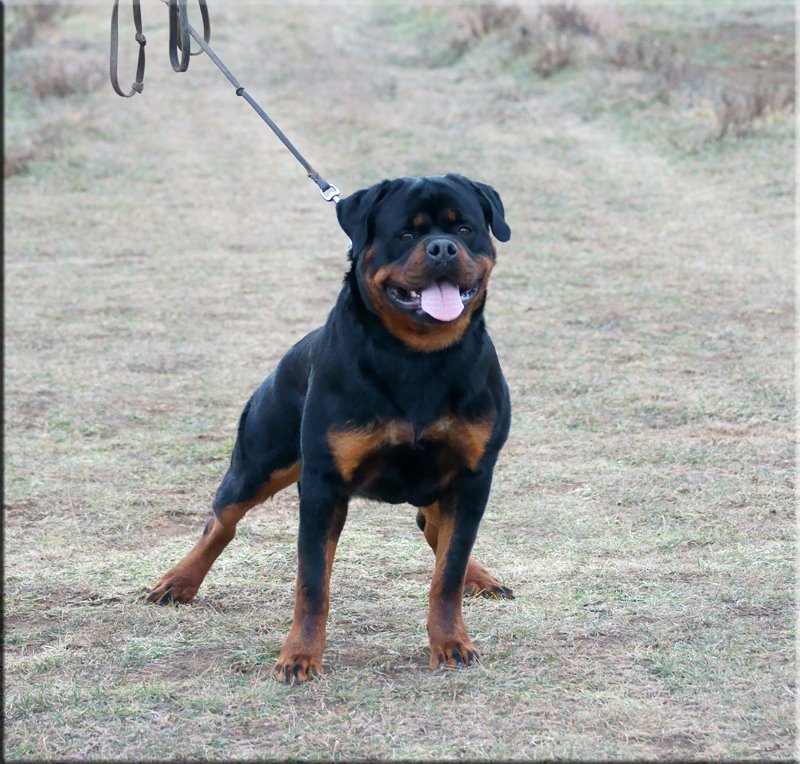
[398,232,415,241]
[457,225,473,236]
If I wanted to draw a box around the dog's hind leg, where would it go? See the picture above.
[416,503,514,600]
[146,457,300,605]
[147,345,310,605]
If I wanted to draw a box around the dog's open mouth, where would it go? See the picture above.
[386,278,481,322]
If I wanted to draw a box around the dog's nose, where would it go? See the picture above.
[425,238,458,264]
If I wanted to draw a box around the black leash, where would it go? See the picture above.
[167,0,210,72]
[109,0,145,97]
[110,0,340,203]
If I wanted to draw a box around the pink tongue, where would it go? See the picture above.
[419,279,464,322]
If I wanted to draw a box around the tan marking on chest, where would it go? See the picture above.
[328,415,493,482]
[421,416,493,471]
[328,420,414,481]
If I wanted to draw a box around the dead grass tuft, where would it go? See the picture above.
[453,3,600,77]
[8,48,104,100]
[608,32,794,141]
[474,3,523,37]
[512,20,577,79]
[450,4,520,58]
[544,3,595,37]
[4,15,103,178]
[4,147,36,181]
[5,3,70,50]
[446,2,794,143]
[712,80,794,140]
[3,37,107,178]
[607,37,696,104]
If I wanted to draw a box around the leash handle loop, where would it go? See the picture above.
[168,0,190,72]
[110,0,146,97]
[169,0,211,71]
[190,0,211,55]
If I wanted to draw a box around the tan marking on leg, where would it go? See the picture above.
[147,463,301,604]
[273,500,348,684]
[237,462,302,508]
[419,502,513,600]
[419,502,441,552]
[427,509,478,668]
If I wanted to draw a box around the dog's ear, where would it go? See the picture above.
[337,180,393,258]
[473,180,511,243]
[448,174,511,243]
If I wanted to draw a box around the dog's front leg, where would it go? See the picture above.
[427,468,494,669]
[272,470,348,685]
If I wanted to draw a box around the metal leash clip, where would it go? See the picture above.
[319,184,341,204]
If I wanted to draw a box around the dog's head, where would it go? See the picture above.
[337,174,510,352]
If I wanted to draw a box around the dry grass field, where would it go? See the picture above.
[4,2,796,760]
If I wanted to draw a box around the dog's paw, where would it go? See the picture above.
[429,638,480,670]
[464,558,514,599]
[272,653,323,685]
[145,570,200,605]
[463,579,514,599]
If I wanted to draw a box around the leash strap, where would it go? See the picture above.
[109,0,146,97]
[110,0,340,203]
[184,24,340,202]
[168,0,210,72]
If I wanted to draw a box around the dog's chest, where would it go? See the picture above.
[327,416,491,503]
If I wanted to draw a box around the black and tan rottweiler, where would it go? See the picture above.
[147,174,513,683]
